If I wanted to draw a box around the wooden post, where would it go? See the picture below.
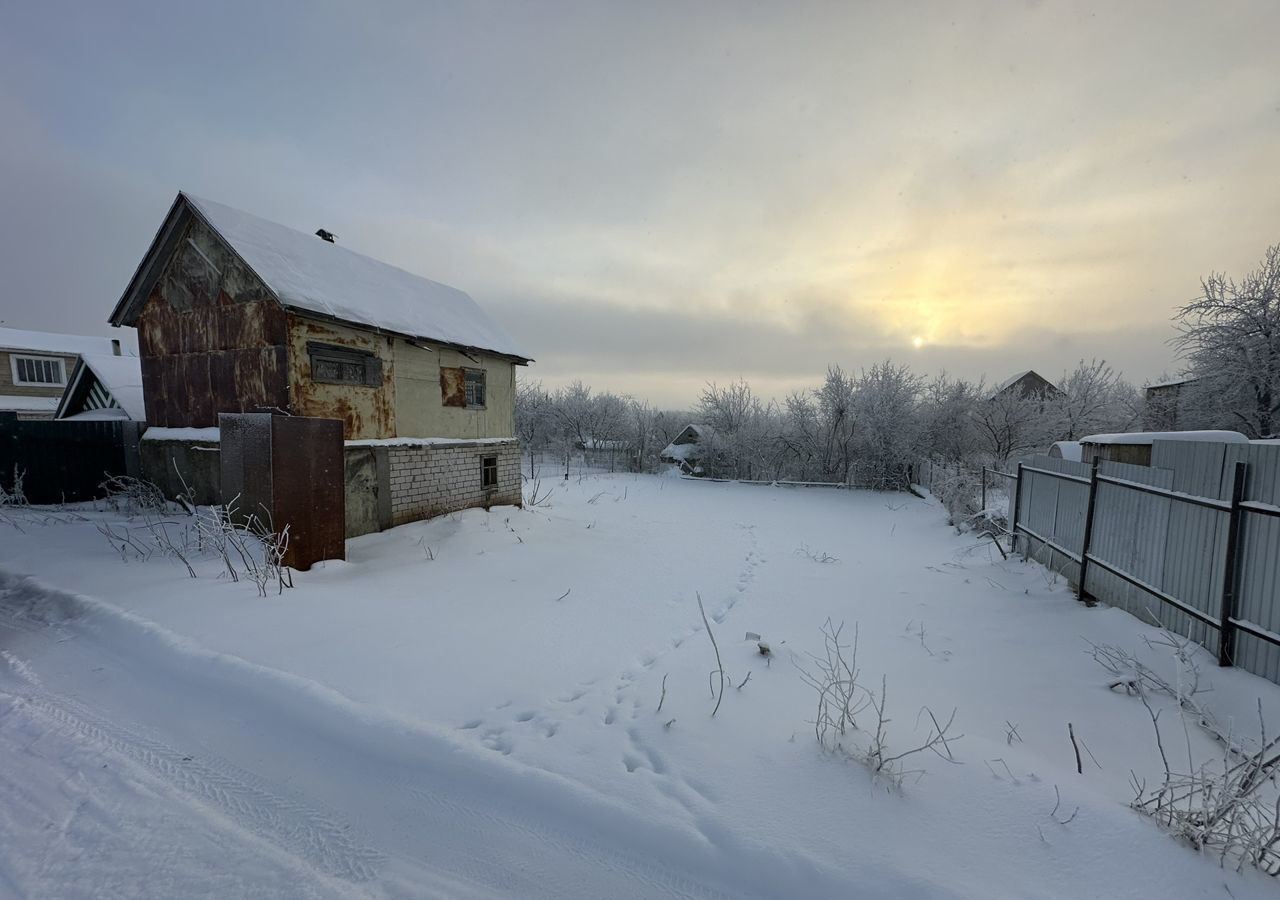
[1218,461,1248,667]
[980,467,988,513]
[1077,457,1101,604]
[1011,462,1025,557]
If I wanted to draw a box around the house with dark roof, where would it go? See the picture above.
[109,192,532,527]
[989,370,1061,401]
[0,327,123,420]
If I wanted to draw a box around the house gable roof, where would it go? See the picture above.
[56,354,145,421]
[110,193,531,363]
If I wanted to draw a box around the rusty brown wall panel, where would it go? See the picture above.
[440,366,466,408]
[136,215,289,427]
[286,315,393,440]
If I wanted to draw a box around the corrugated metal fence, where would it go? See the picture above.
[1008,440,1280,685]
[0,413,143,503]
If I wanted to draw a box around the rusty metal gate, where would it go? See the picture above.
[219,413,345,571]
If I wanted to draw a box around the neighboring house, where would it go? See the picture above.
[1143,376,1198,431]
[660,424,715,474]
[989,370,1061,401]
[56,354,146,421]
[108,191,533,527]
[0,327,123,420]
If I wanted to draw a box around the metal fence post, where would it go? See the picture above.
[1011,462,1025,557]
[1218,461,1248,668]
[1076,457,1101,603]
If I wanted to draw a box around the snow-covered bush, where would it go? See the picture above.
[796,619,962,789]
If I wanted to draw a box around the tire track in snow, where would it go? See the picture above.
[0,652,386,884]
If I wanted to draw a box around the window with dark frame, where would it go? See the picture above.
[465,368,486,408]
[307,342,382,387]
[481,455,498,489]
[12,355,66,386]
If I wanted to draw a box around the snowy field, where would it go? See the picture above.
[2,471,1279,898]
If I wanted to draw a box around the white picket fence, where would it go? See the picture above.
[1008,440,1280,685]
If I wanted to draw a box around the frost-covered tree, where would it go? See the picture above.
[970,388,1054,467]
[918,374,980,466]
[697,379,781,479]
[1173,244,1280,438]
[515,378,554,476]
[1048,359,1140,440]
[849,362,922,490]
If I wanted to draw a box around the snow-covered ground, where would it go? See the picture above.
[1,471,1278,898]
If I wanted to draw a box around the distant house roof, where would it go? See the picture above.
[989,369,1060,401]
[109,192,530,363]
[0,327,117,357]
[1146,375,1199,391]
[56,354,145,421]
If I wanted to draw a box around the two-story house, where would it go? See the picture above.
[108,192,533,529]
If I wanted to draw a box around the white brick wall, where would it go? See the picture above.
[387,440,522,526]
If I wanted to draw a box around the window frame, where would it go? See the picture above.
[464,367,487,409]
[481,455,498,489]
[306,341,382,387]
[10,354,67,387]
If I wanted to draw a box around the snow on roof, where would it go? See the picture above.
[1080,430,1248,446]
[1048,441,1083,461]
[77,354,145,420]
[0,327,116,357]
[0,395,60,412]
[661,442,699,461]
[1147,376,1198,390]
[183,194,529,361]
[994,370,1032,393]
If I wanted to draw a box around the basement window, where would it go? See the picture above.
[307,342,382,387]
[465,368,486,408]
[11,355,66,386]
[481,455,498,489]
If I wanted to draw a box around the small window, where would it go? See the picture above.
[11,355,66,386]
[481,455,498,489]
[307,342,381,386]
[465,369,486,408]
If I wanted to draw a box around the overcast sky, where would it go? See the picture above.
[2,1,1278,407]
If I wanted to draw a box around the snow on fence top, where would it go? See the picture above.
[1080,429,1248,446]
[184,194,530,362]
[0,395,60,412]
[0,326,117,357]
[142,427,220,443]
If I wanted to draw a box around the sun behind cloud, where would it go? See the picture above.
[912,336,925,349]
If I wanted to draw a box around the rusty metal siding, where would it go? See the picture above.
[136,216,289,427]
[440,366,467,408]
[285,314,394,440]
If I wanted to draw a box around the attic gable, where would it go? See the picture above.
[111,193,530,363]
